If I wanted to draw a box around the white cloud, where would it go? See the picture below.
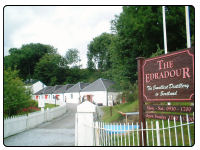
[4,6,122,68]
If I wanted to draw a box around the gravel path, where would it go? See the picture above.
[4,104,77,146]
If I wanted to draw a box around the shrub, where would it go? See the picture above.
[28,100,38,108]
[4,68,32,116]
[116,82,138,103]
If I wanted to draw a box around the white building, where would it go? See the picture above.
[52,84,74,105]
[47,85,63,105]
[25,80,46,93]
[34,85,71,106]
[80,78,120,106]
[64,82,89,104]
[26,80,46,99]
[32,78,120,106]
[33,86,53,101]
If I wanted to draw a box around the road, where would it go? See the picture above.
[4,104,77,146]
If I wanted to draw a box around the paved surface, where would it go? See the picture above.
[4,104,77,146]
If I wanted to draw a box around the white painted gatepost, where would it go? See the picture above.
[75,101,96,146]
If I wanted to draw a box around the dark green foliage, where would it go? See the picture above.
[165,6,195,50]
[4,43,57,80]
[127,82,139,102]
[108,6,194,91]
[64,67,83,84]
[34,54,69,86]
[65,48,81,67]
[87,32,114,71]
[150,45,164,58]
[28,100,38,108]
[4,68,32,116]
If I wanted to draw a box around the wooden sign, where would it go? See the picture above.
[145,113,194,122]
[144,105,194,113]
[137,48,195,146]
[143,48,194,102]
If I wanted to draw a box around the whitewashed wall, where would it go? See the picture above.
[32,93,39,101]
[45,94,52,104]
[51,93,65,105]
[64,92,80,104]
[80,91,107,106]
[26,111,45,129]
[4,104,67,138]
[33,94,64,106]
[4,115,28,138]
[34,92,120,106]
[43,94,57,105]
[50,94,57,105]
[108,92,121,106]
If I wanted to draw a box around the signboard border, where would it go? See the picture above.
[142,48,194,102]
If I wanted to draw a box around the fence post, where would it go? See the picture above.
[95,122,100,146]
[75,101,96,146]
[156,120,161,146]
[44,108,48,122]
[26,114,29,130]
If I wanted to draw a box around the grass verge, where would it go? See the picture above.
[101,100,139,123]
[44,103,59,109]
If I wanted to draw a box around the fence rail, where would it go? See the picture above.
[4,104,68,138]
[93,114,194,146]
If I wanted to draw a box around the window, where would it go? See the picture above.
[56,95,60,100]
[71,93,73,99]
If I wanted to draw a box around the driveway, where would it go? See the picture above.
[4,104,77,146]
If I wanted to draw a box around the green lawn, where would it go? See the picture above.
[98,119,194,146]
[100,100,194,146]
[101,100,139,123]
[44,103,59,109]
[144,119,194,146]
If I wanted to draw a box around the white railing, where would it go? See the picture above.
[93,114,194,146]
[4,104,68,138]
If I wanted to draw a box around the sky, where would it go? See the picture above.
[4,6,122,68]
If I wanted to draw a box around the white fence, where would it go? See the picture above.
[4,104,67,138]
[93,114,194,146]
[75,101,194,146]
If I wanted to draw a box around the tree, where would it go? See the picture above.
[87,33,114,71]
[34,54,69,85]
[4,68,32,116]
[109,6,194,90]
[4,43,57,80]
[165,6,194,50]
[65,48,81,68]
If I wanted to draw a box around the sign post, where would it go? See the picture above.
[137,57,146,146]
